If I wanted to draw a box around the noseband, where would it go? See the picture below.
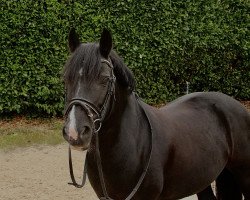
[64,58,116,133]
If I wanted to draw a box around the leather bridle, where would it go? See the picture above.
[64,59,153,200]
[64,59,116,133]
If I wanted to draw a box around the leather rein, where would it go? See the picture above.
[64,59,153,200]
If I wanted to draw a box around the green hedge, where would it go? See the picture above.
[0,0,249,116]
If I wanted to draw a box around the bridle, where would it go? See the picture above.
[64,59,153,200]
[64,58,116,195]
[64,58,116,133]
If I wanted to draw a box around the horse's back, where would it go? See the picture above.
[161,92,249,130]
[162,92,247,115]
[160,92,250,159]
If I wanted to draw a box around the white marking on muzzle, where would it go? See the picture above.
[68,106,78,140]
[67,68,83,141]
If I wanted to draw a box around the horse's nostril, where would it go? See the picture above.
[69,136,75,142]
[80,126,91,135]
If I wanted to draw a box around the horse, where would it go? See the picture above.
[62,28,250,200]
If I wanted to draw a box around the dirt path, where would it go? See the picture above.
[0,143,196,200]
[0,144,97,200]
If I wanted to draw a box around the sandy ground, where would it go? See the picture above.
[0,143,197,200]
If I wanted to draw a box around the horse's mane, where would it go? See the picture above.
[63,43,135,92]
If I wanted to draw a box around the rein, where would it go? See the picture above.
[65,59,153,200]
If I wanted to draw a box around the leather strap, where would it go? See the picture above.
[68,146,88,188]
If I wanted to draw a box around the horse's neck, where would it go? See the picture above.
[88,93,150,182]
[87,92,153,198]
[100,92,149,153]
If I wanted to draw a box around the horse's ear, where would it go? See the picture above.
[68,28,80,53]
[99,28,112,58]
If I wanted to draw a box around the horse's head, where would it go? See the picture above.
[63,28,117,150]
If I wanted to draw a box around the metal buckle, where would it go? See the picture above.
[94,118,102,133]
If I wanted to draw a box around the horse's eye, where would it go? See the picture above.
[99,76,109,85]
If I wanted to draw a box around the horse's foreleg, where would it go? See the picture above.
[197,185,216,200]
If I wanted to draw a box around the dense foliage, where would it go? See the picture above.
[1,0,249,116]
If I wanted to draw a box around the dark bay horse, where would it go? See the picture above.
[62,28,250,200]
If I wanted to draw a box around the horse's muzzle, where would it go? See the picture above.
[62,125,92,151]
